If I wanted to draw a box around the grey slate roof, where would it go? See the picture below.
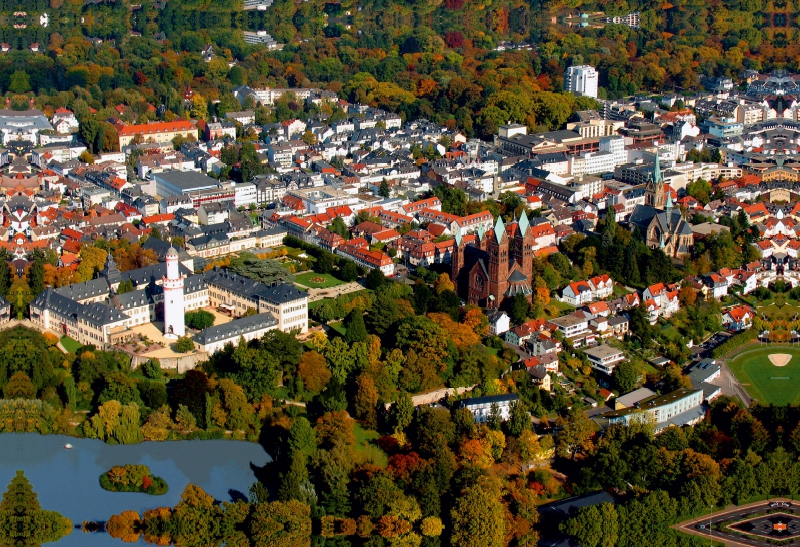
[193,312,278,345]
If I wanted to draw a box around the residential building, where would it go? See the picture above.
[565,66,599,99]
[584,344,625,374]
[457,393,519,424]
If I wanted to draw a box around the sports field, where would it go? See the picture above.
[727,346,800,405]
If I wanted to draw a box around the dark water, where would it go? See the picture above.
[0,434,272,546]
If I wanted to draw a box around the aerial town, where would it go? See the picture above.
[3,1,800,547]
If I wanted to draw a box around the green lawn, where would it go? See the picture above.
[60,336,82,354]
[354,424,388,467]
[661,325,682,342]
[727,346,800,405]
[758,302,800,321]
[294,272,345,288]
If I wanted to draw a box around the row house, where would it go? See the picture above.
[335,238,395,276]
[560,275,614,306]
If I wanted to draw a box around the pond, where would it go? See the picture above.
[0,433,272,546]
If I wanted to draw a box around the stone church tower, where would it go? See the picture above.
[645,152,667,209]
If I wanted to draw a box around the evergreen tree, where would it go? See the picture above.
[343,308,368,344]
[278,451,317,507]
[506,400,532,437]
[28,260,45,296]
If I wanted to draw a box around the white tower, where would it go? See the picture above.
[162,247,185,339]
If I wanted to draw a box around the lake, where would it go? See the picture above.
[0,433,272,546]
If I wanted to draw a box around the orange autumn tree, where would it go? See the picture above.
[107,510,142,543]
[427,312,480,348]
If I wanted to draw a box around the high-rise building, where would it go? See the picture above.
[162,247,185,338]
[565,65,599,99]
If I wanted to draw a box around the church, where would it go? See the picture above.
[452,213,535,309]
[629,154,694,258]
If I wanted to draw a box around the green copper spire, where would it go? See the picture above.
[494,216,506,244]
[518,210,530,237]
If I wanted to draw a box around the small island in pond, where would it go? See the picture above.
[99,464,168,495]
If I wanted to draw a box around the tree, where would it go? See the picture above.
[173,337,195,353]
[339,262,359,282]
[507,400,532,437]
[613,361,639,394]
[564,503,619,547]
[344,308,368,344]
[315,410,356,448]
[28,260,45,296]
[433,273,455,294]
[555,407,594,459]
[365,268,387,290]
[352,373,379,428]
[509,293,530,324]
[378,179,391,198]
[288,416,318,457]
[3,371,36,399]
[450,482,505,547]
[116,279,134,294]
[298,351,332,393]
[390,391,414,433]
[185,310,215,330]
[261,330,303,374]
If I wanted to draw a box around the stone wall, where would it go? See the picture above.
[128,352,208,373]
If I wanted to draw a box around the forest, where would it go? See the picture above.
[0,0,784,148]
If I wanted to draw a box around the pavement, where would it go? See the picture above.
[674,498,798,547]
[298,281,365,303]
[714,360,752,406]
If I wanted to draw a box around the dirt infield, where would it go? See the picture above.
[769,353,792,367]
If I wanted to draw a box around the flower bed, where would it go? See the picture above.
[99,464,168,495]
[310,276,326,283]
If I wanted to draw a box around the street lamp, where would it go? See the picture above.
[709,504,713,546]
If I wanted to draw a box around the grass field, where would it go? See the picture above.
[294,272,345,288]
[354,424,388,467]
[727,346,800,405]
[60,336,82,354]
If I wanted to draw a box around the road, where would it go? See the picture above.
[675,499,797,547]
[715,360,752,407]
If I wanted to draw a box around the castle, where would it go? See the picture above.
[452,213,535,309]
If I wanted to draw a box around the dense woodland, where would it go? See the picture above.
[0,0,788,147]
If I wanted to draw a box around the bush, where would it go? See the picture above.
[140,359,163,380]
[173,337,195,353]
[185,310,215,330]
[712,329,759,358]
[100,464,168,495]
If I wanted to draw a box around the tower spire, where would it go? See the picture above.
[653,151,662,184]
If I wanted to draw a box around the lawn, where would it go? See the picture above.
[294,272,345,288]
[661,325,682,342]
[758,302,800,321]
[60,336,82,354]
[727,346,800,405]
[353,424,388,467]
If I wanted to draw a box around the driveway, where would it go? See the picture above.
[713,360,752,407]
[300,281,365,302]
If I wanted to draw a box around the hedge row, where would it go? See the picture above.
[712,329,759,358]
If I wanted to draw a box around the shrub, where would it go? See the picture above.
[173,337,195,353]
[712,329,759,358]
[185,310,215,330]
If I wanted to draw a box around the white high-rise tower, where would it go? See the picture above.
[162,247,185,338]
[565,65,599,99]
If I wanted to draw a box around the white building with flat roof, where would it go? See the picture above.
[565,65,599,99]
